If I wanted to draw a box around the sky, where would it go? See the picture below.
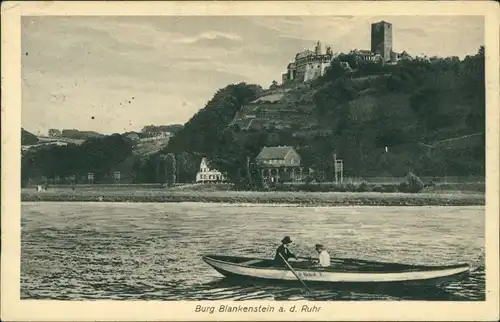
[21,15,484,135]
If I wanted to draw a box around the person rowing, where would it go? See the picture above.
[274,236,298,266]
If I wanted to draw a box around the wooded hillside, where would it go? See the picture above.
[21,47,485,186]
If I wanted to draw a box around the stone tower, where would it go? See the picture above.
[315,40,322,55]
[371,21,392,62]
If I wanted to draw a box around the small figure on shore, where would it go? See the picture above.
[274,236,297,265]
[312,244,330,267]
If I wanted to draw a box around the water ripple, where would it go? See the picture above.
[21,203,484,301]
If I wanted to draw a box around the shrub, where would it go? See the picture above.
[405,171,425,193]
[398,182,409,193]
[357,181,371,192]
[329,184,346,192]
[345,183,357,192]
[387,75,403,92]
[382,184,398,193]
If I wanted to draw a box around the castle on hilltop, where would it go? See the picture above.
[281,40,337,85]
[282,21,411,85]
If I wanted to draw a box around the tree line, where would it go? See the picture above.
[22,134,132,185]
[305,46,485,178]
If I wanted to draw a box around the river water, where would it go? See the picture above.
[21,202,484,301]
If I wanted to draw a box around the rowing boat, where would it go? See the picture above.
[202,255,470,284]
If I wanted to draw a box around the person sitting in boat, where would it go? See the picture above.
[312,244,330,267]
[274,236,297,265]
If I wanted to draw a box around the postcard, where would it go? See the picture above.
[1,1,499,321]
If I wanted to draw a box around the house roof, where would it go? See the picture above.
[356,49,373,55]
[256,146,296,160]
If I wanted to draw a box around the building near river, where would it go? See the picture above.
[256,146,307,183]
[196,157,227,183]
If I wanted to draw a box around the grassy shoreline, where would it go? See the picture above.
[21,189,485,206]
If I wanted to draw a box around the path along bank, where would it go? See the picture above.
[21,189,485,206]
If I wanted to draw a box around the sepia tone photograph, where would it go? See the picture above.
[2,1,499,321]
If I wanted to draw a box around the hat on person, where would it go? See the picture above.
[315,244,325,250]
[281,236,293,244]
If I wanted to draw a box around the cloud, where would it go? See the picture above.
[398,27,428,37]
[173,31,243,44]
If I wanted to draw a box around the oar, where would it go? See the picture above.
[298,256,344,264]
[297,256,314,262]
[279,253,312,294]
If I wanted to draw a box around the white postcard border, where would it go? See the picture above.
[1,1,499,321]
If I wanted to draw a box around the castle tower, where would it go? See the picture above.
[371,21,392,62]
[315,40,322,55]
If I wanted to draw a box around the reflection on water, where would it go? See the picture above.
[21,203,485,300]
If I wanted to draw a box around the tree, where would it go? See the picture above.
[322,61,347,81]
[338,53,358,70]
[139,156,159,183]
[48,129,61,137]
[141,124,184,135]
[208,130,245,185]
[164,83,262,154]
[155,155,165,184]
[131,157,143,183]
[175,151,199,183]
[160,82,262,187]
[164,153,177,187]
[61,129,102,140]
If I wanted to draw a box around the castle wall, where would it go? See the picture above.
[304,61,331,82]
[284,53,333,84]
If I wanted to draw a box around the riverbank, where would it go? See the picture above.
[21,188,485,206]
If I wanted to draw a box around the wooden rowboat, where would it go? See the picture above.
[202,255,470,284]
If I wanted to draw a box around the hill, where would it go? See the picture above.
[164,83,263,154]
[21,128,39,145]
[141,124,183,135]
[157,47,485,185]
[132,140,168,156]
[230,86,318,132]
[20,47,485,187]
[58,129,104,140]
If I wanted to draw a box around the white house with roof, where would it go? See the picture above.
[196,157,227,183]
